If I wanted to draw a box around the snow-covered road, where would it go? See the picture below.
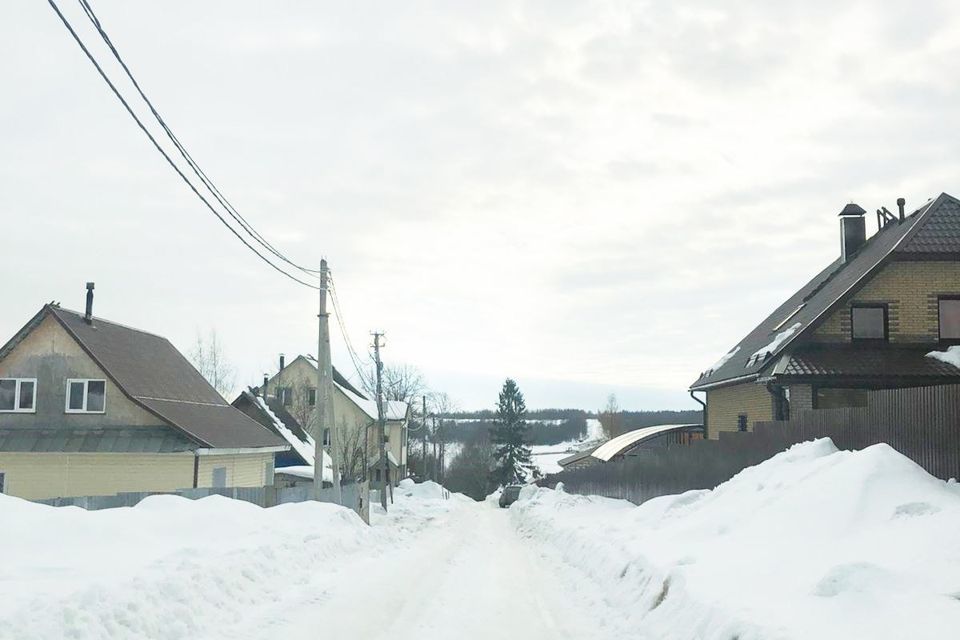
[227,497,609,640]
[6,441,958,640]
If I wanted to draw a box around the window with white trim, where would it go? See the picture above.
[0,378,37,413]
[65,379,106,413]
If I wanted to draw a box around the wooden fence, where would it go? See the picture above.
[541,383,960,505]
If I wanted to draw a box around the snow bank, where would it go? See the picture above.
[0,481,462,640]
[512,440,960,640]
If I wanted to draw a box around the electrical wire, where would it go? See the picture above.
[46,0,319,289]
[74,0,323,278]
[329,274,375,391]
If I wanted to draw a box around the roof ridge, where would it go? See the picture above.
[53,306,168,341]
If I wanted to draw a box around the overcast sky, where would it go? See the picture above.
[2,1,959,410]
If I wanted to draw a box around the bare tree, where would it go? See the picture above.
[190,329,236,398]
[287,379,316,429]
[381,363,426,405]
[444,431,495,500]
[429,391,458,482]
[599,393,621,439]
[334,414,367,483]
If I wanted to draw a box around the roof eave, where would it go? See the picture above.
[689,372,762,392]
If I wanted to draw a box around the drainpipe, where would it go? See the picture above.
[193,452,200,488]
[766,382,788,421]
[689,390,707,439]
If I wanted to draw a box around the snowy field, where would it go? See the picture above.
[2,439,957,639]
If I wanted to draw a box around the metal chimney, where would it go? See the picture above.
[838,204,867,263]
[262,374,269,400]
[279,353,285,371]
[84,282,95,324]
[897,197,906,222]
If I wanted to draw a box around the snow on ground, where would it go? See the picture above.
[511,439,960,640]
[0,483,463,640]
[5,442,956,640]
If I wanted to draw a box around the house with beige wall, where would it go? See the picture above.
[690,193,960,438]
[0,289,288,501]
[252,355,410,485]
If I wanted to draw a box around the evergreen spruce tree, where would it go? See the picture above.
[489,378,539,486]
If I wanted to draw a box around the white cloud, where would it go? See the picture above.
[2,0,959,408]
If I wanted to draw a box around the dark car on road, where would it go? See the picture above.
[498,485,523,508]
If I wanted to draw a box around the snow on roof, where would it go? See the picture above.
[335,381,408,423]
[591,424,701,462]
[926,345,960,369]
[705,345,740,377]
[746,322,801,367]
[272,461,332,483]
[255,395,316,463]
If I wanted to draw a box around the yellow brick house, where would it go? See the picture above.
[0,287,288,500]
[690,193,960,438]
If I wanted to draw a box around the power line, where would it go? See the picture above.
[46,0,320,290]
[330,280,373,387]
[329,274,375,390]
[75,0,323,279]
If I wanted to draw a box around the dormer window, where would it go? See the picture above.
[0,378,36,413]
[65,379,106,413]
[851,305,887,341]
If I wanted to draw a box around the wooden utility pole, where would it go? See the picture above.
[372,331,388,511]
[314,259,341,502]
[432,414,438,482]
[421,395,428,480]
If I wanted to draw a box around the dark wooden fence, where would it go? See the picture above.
[540,383,960,505]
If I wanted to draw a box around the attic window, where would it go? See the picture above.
[65,379,106,414]
[0,378,36,413]
[851,305,887,341]
[772,304,805,332]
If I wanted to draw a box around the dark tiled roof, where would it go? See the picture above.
[691,193,959,390]
[33,306,286,450]
[0,426,194,453]
[776,345,960,379]
[897,196,960,254]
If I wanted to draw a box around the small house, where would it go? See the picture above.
[0,287,288,500]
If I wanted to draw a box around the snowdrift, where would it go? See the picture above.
[511,439,960,640]
[0,483,464,640]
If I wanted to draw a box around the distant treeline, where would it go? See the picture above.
[449,408,586,421]
[443,408,703,445]
[443,411,588,446]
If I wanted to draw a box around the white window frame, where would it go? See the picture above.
[65,379,107,414]
[0,378,37,413]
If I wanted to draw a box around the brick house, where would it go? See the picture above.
[690,193,960,438]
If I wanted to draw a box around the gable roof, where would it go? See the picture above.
[0,305,286,450]
[691,193,960,390]
[234,389,316,464]
[277,355,410,423]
